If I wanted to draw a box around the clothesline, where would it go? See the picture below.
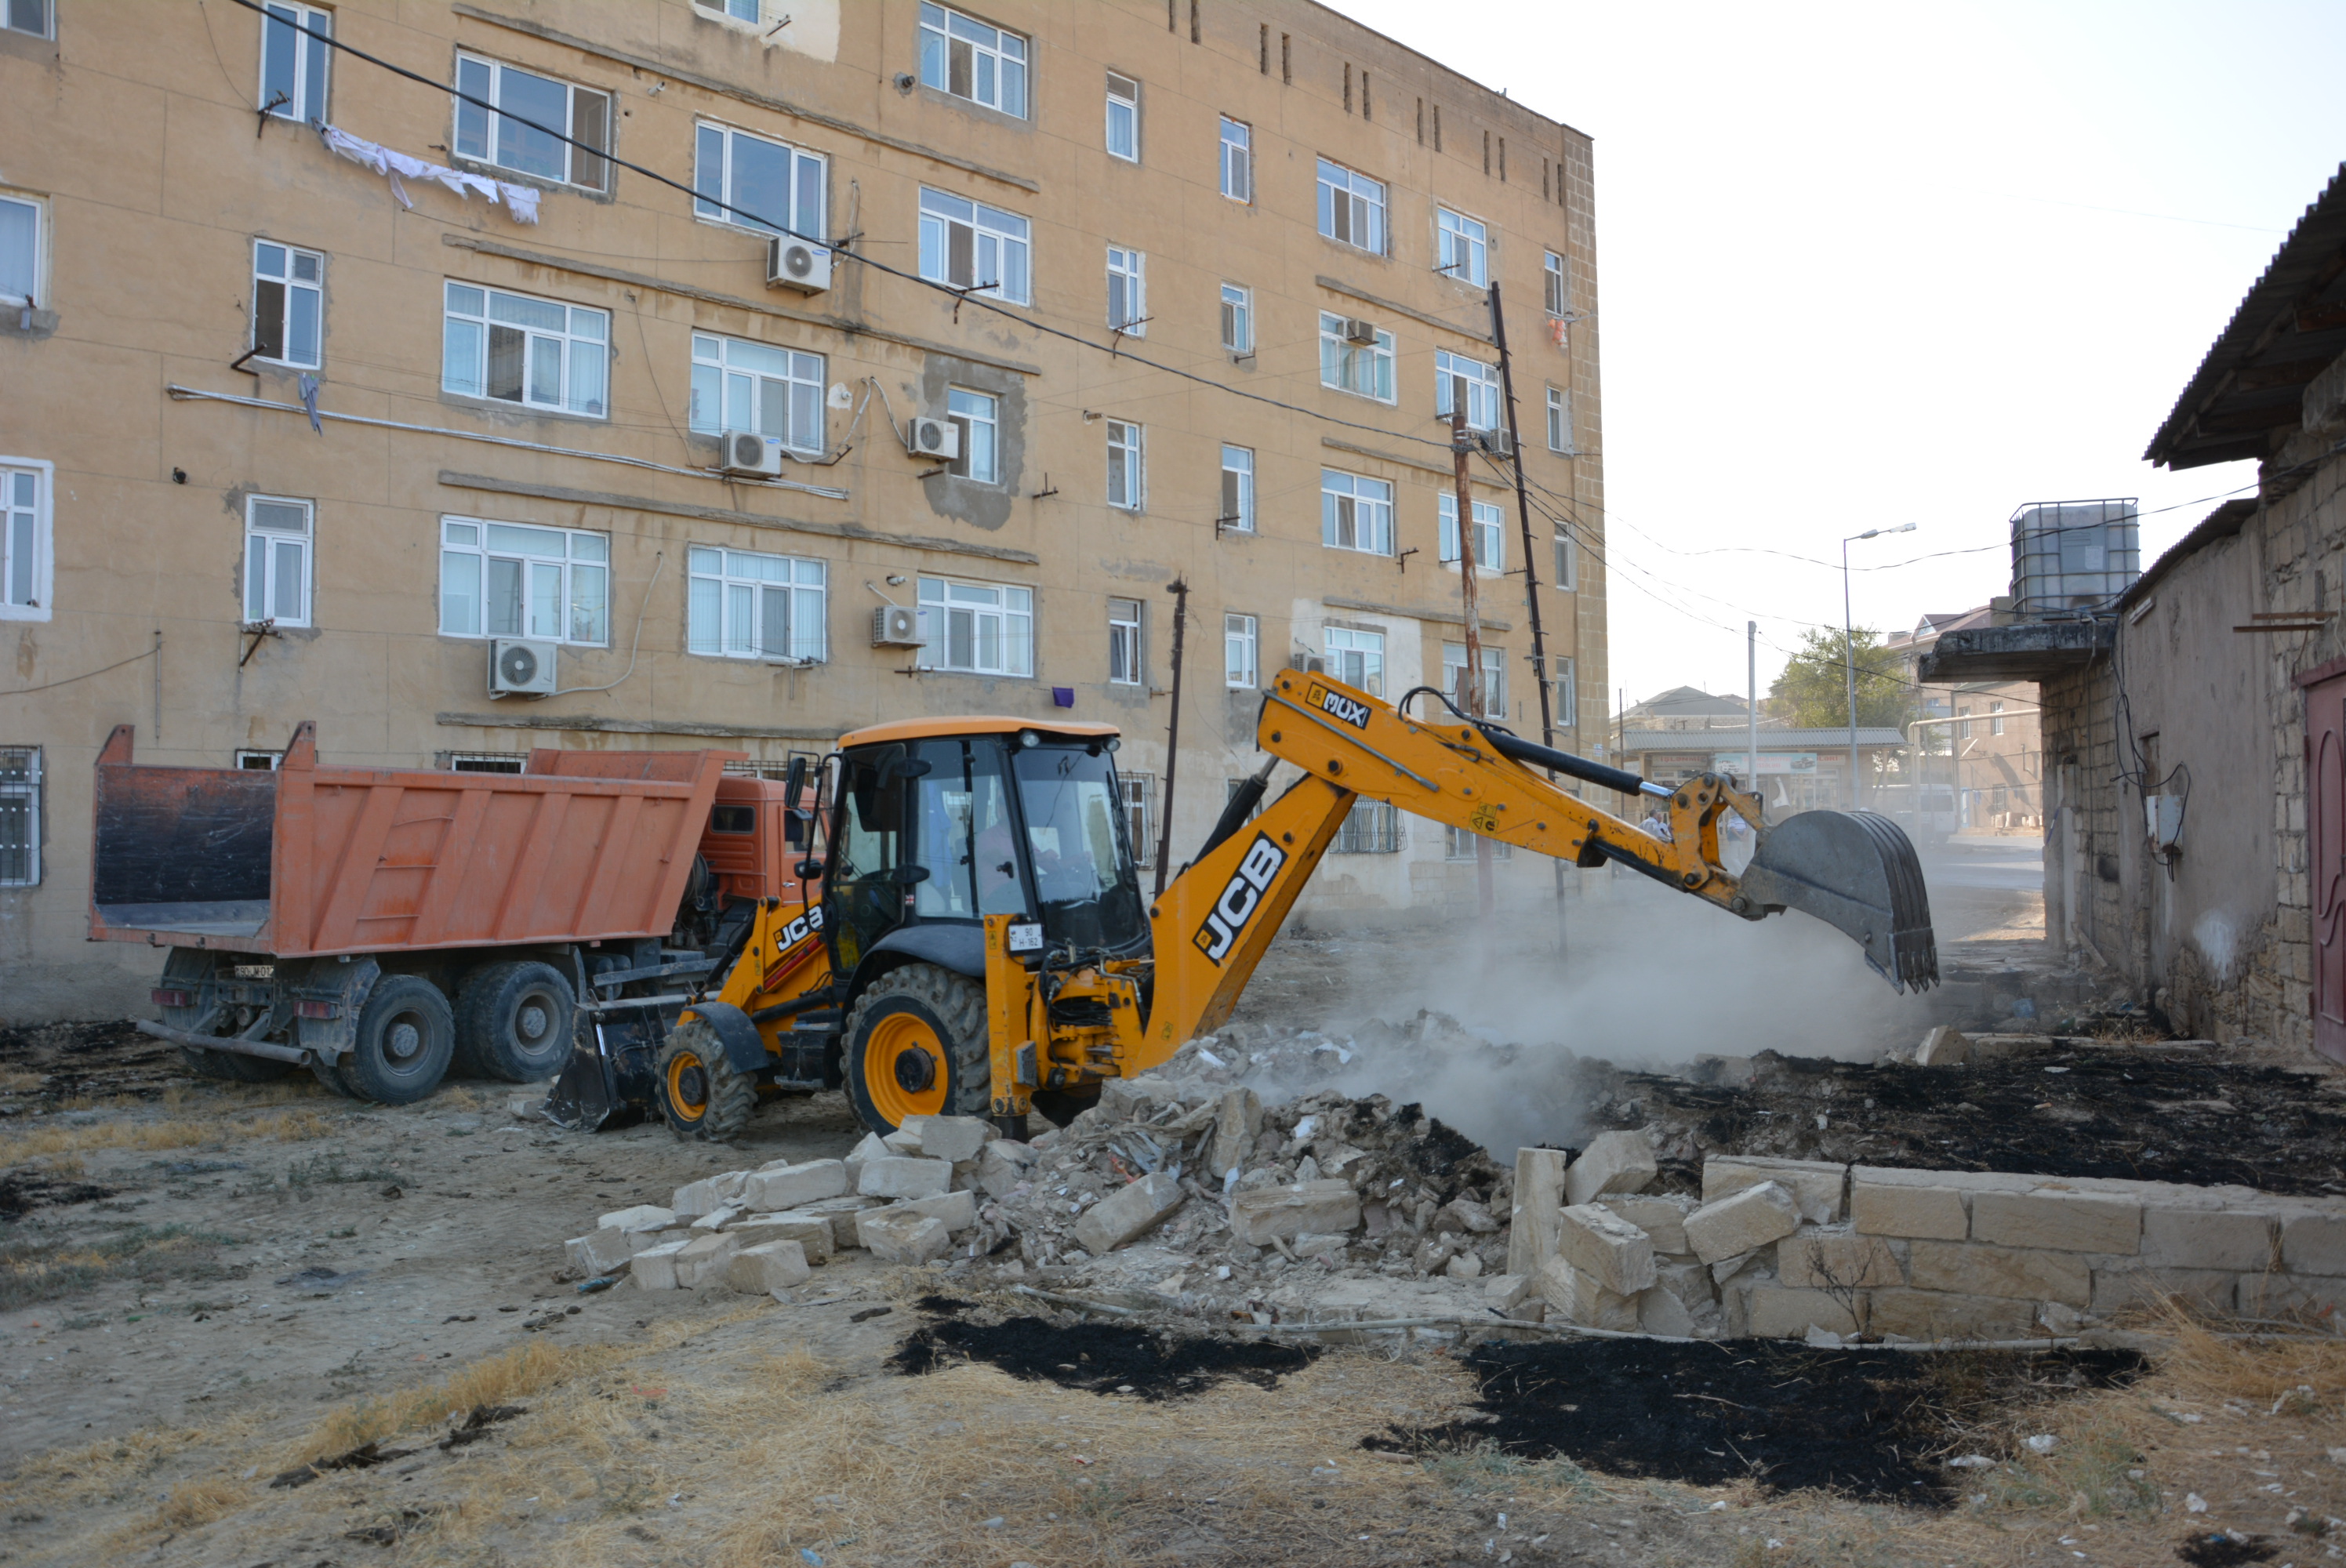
[314,122,540,224]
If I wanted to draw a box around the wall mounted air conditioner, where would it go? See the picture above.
[871,604,928,648]
[1340,318,1378,345]
[1288,652,1326,674]
[489,638,558,697]
[720,430,786,477]
[906,416,961,462]
[1476,427,1515,459]
[765,237,833,293]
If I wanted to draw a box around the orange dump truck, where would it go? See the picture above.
[89,723,808,1103]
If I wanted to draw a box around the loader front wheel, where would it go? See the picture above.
[843,964,990,1134]
[656,1019,755,1142]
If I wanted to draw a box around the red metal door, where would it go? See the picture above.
[2310,674,2346,1064]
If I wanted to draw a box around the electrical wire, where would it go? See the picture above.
[0,646,158,697]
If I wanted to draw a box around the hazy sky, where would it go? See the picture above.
[1334,0,2346,710]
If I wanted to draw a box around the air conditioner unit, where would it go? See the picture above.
[719,430,786,477]
[1476,427,1515,459]
[489,638,558,697]
[1288,652,1327,674]
[906,416,961,462]
[765,236,833,293]
[1341,317,1378,345]
[871,604,928,648]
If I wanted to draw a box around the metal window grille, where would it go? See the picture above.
[1444,825,1511,861]
[0,745,38,885]
[442,751,527,774]
[1331,798,1401,854]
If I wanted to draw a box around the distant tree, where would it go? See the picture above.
[1770,627,1915,731]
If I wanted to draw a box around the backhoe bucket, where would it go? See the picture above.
[1737,810,1937,993]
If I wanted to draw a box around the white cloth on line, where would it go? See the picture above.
[315,123,540,223]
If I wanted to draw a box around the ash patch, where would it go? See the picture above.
[2177,1533,2280,1566]
[0,1171,119,1221]
[891,1313,1318,1399]
[0,1018,181,1103]
[1369,1339,2148,1504]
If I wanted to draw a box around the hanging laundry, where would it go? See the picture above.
[314,123,540,224]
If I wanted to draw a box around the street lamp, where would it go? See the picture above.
[1843,523,1917,811]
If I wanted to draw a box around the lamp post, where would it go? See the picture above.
[1842,523,1916,810]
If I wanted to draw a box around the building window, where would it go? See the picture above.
[946,387,999,483]
[4,0,49,37]
[1107,597,1142,684]
[1219,445,1254,532]
[692,0,761,22]
[917,2,1027,118]
[260,3,330,122]
[1956,706,1971,742]
[1436,207,1488,285]
[1105,419,1143,510]
[694,122,826,237]
[243,495,312,627]
[234,750,284,771]
[1555,655,1577,728]
[1445,825,1512,861]
[1324,622,1385,695]
[1438,493,1505,572]
[1991,701,2006,736]
[0,191,42,307]
[1331,799,1401,854]
[1546,386,1571,452]
[917,187,1030,305]
[1320,470,1393,556]
[1120,771,1153,856]
[251,241,323,368]
[1,460,50,619]
[1225,612,1258,688]
[1106,245,1146,333]
[1105,72,1138,161]
[0,746,38,887]
[917,574,1032,676]
[690,334,824,452]
[1436,349,1500,431]
[442,282,608,417]
[445,750,528,773]
[439,516,609,645]
[1316,158,1387,253]
[1318,312,1396,402]
[1553,530,1577,591]
[1219,282,1252,354]
[454,53,611,192]
[688,545,827,662]
[1544,249,1567,315]
[1442,641,1505,716]
[1219,116,1252,201]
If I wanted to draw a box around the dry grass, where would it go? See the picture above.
[296,1338,619,1461]
[154,1477,252,1529]
[0,1068,47,1093]
[0,1104,339,1167]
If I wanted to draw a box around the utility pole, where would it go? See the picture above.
[1841,523,1916,811]
[1153,577,1188,897]
[1450,405,1494,918]
[1747,620,1760,817]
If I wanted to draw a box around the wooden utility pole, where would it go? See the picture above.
[1152,577,1189,896]
[1450,405,1494,917]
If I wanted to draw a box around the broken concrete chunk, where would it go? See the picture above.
[1563,1131,1658,1208]
[881,1129,923,1156]
[566,1228,650,1278]
[726,1239,811,1295]
[1556,1203,1658,1295]
[1484,1272,1534,1313]
[597,1203,675,1234]
[1229,1178,1360,1246]
[1099,1076,1180,1121]
[1685,1181,1801,1264]
[1209,1087,1264,1178]
[977,1139,1039,1197]
[799,1194,889,1249]
[1434,1196,1502,1235]
[895,1189,979,1235]
[630,1237,693,1291]
[1600,1195,1693,1257]
[691,1205,743,1232]
[844,1131,890,1182]
[1292,1231,1350,1261]
[1637,1283,1698,1338]
[726,1213,834,1264]
[742,1159,848,1212]
[670,1176,743,1221]
[1701,1156,1847,1224]
[899,1114,993,1163]
[1443,1250,1484,1279]
[856,1208,953,1264]
[1914,1025,1971,1066]
[1505,1147,1568,1276]
[672,1232,739,1290]
[856,1156,953,1200]
[1073,1171,1188,1254]
[1538,1254,1640,1330]
[1653,1259,1719,1318]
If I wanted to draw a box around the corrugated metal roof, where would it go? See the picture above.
[1618,728,1906,751]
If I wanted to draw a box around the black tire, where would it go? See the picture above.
[336,975,456,1105]
[454,961,575,1083]
[656,1018,757,1142]
[310,1053,356,1098]
[841,963,991,1135]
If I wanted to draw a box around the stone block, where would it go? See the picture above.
[1538,1254,1639,1330]
[742,1159,848,1212]
[671,1175,742,1221]
[881,1128,922,1155]
[726,1239,811,1294]
[2281,1212,2346,1276]
[899,1114,993,1163]
[1913,1025,1970,1065]
[1074,1171,1187,1254]
[801,1194,889,1248]
[1740,1286,1861,1339]
[856,1208,952,1264]
[978,1138,1039,1197]
[1908,1240,2090,1306]
[1230,1179,1360,1246]
[843,1131,889,1182]
[1600,1195,1691,1257]
[692,1205,743,1232]
[1434,1196,1502,1235]
[1851,1179,1969,1241]
[2141,1207,2276,1272]
[1778,1230,1905,1290]
[1099,1075,1178,1120]
[1556,1203,1658,1295]
[565,1228,649,1277]
[1209,1087,1264,1178]
[1971,1189,2141,1254]
[1444,1250,1485,1279]
[1484,1272,1533,1313]
[727,1213,833,1264]
[1867,1288,2038,1341]
[1654,1261,1719,1318]
[1563,1131,1659,1208]
[2090,1265,2238,1314]
[1295,1232,1351,1260]
[897,1189,980,1235]
[1703,1156,1846,1224]
[2239,1272,2346,1318]
[856,1156,953,1200]
[630,1237,693,1291]
[672,1232,739,1289]
[597,1203,674,1233]
[1505,1148,1567,1276]
[1684,1181,1800,1265]
[1638,1283,1698,1337]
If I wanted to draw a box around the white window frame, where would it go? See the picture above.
[1107,596,1142,685]
[243,495,314,628]
[1556,655,1577,728]
[692,0,761,22]
[4,0,52,39]
[1436,207,1488,286]
[1438,493,1505,574]
[0,746,39,888]
[441,281,610,418]
[1991,701,2006,736]
[1316,158,1387,254]
[1219,444,1255,533]
[1320,470,1393,556]
[1544,249,1568,316]
[1219,282,1252,355]
[1105,419,1143,511]
[1445,825,1512,861]
[1553,530,1578,592]
[917,574,1033,677]
[917,2,1028,118]
[1546,385,1571,452]
[687,544,828,663]
[251,240,324,369]
[1436,349,1501,432]
[0,459,53,622]
[690,333,826,453]
[259,3,330,123]
[1442,641,1506,717]
[1219,116,1252,202]
[946,387,999,483]
[0,191,45,309]
[1105,71,1138,162]
[918,187,1031,306]
[1323,622,1385,695]
[693,121,826,238]
[438,515,610,646]
[1120,770,1153,856]
[1106,245,1146,334]
[453,52,612,192]
[1224,612,1258,688]
[1319,312,1396,403]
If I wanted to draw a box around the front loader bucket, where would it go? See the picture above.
[1738,810,1937,993]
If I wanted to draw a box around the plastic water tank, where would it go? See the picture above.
[2010,499,2140,615]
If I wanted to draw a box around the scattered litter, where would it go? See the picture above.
[2187,1493,2210,1512]
[1945,1455,1996,1469]
[2021,1434,2058,1454]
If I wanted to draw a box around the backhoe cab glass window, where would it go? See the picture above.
[833,745,909,969]
[1012,745,1146,952]
[910,739,1028,920]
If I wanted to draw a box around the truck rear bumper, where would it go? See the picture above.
[134,1018,310,1065]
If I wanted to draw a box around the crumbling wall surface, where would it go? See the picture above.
[2040,659,2125,983]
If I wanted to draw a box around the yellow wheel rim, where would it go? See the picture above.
[864,1010,948,1127]
[665,1049,710,1123]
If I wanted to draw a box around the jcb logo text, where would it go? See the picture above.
[1193,834,1287,964]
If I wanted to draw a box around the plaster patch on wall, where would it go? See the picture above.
[2193,908,2241,982]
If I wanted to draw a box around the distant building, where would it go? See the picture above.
[1883,608,2043,832]
[1618,686,1755,732]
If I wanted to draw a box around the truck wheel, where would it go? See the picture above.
[337,975,456,1105]
[656,1019,755,1142]
[842,964,990,1134]
[454,961,576,1083]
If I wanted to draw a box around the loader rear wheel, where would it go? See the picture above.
[843,963,990,1134]
[656,1019,755,1142]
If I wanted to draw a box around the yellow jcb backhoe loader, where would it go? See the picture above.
[551,669,1935,1141]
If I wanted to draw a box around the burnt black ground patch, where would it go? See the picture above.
[2177,1533,2280,1566]
[0,1170,119,1221]
[1367,1338,2147,1504]
[892,1313,1317,1399]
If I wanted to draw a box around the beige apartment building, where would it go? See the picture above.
[0,0,1604,1019]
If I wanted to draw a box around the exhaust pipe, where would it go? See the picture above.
[1738,810,1938,993]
